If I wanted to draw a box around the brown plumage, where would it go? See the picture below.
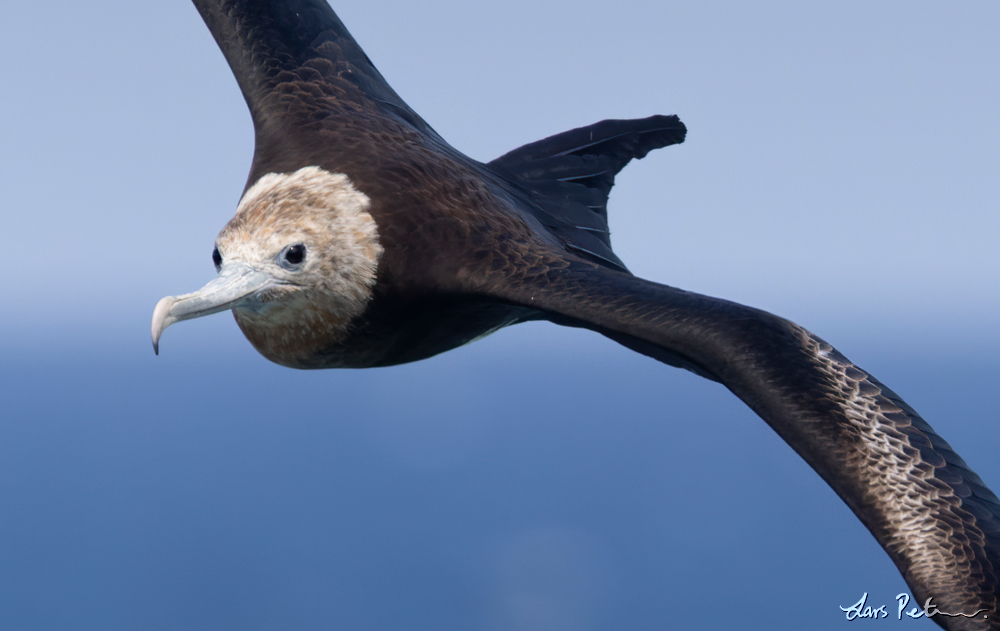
[152,1,1000,628]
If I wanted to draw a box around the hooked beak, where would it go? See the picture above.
[151,264,273,354]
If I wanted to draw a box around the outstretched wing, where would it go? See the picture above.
[192,0,447,185]
[489,116,686,273]
[480,256,1000,629]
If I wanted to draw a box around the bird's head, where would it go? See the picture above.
[152,166,383,366]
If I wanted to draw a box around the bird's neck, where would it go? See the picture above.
[233,301,352,368]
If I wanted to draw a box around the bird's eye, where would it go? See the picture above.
[280,243,307,269]
[212,245,222,271]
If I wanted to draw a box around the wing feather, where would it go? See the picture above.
[481,258,1000,627]
[191,0,448,185]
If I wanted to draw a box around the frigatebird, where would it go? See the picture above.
[152,1,1000,627]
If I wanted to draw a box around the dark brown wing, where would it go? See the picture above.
[488,116,686,273]
[191,0,450,186]
[477,256,1000,630]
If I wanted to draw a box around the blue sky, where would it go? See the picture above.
[2,1,998,629]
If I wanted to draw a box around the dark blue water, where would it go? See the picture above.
[1,324,994,630]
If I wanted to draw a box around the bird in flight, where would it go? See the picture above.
[153,1,1000,627]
